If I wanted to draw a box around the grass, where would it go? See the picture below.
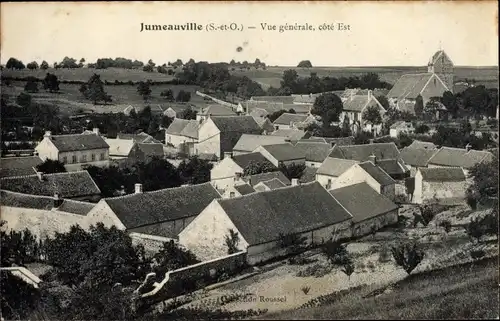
[264,258,498,320]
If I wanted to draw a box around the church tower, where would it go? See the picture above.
[428,50,454,93]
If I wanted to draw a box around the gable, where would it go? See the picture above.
[211,157,244,180]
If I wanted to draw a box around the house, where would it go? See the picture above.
[105,138,136,160]
[161,106,178,118]
[316,157,359,189]
[116,132,161,144]
[427,146,494,176]
[35,129,109,171]
[178,182,353,264]
[210,152,276,192]
[333,160,397,201]
[253,178,287,192]
[232,134,288,156]
[339,90,386,135]
[293,141,332,167]
[222,183,256,199]
[273,113,312,130]
[271,128,308,141]
[253,143,306,167]
[312,136,355,148]
[105,139,163,165]
[329,182,399,238]
[245,100,283,116]
[0,171,101,202]
[165,118,199,156]
[413,167,467,204]
[328,142,401,162]
[1,190,95,239]
[243,171,291,187]
[406,140,438,150]
[195,116,262,159]
[390,121,416,138]
[86,182,221,240]
[251,116,275,134]
[128,143,164,162]
[196,105,237,122]
[387,51,453,112]
[399,147,439,176]
[374,158,411,180]
[0,156,43,178]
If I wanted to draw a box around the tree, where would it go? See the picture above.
[133,157,182,191]
[297,60,313,68]
[362,106,382,126]
[24,77,39,93]
[43,73,60,93]
[153,240,200,276]
[176,90,191,102]
[60,57,79,69]
[414,95,424,116]
[376,95,390,110]
[6,57,25,70]
[16,92,32,108]
[160,89,174,101]
[280,69,299,93]
[322,240,350,265]
[311,93,343,124]
[353,130,373,145]
[27,61,39,70]
[83,74,108,105]
[36,159,67,174]
[143,64,154,72]
[177,156,213,185]
[225,229,240,254]
[341,258,355,281]
[179,106,197,120]
[279,162,306,180]
[243,160,275,176]
[136,81,152,101]
[391,242,424,275]
[278,232,307,254]
[267,110,287,123]
[40,60,49,70]
[414,124,430,134]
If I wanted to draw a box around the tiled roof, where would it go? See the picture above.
[316,157,358,177]
[136,143,164,158]
[427,147,494,169]
[390,121,414,130]
[166,118,191,135]
[47,133,109,152]
[199,105,237,116]
[387,73,447,100]
[303,137,327,143]
[330,182,398,223]
[407,140,438,150]
[0,190,54,210]
[259,143,306,162]
[233,134,288,153]
[282,104,311,114]
[234,183,256,195]
[210,116,261,133]
[271,129,307,141]
[250,96,296,104]
[294,141,332,163]
[0,171,101,198]
[314,136,355,146]
[245,101,283,115]
[116,132,161,144]
[419,167,466,182]
[273,113,310,125]
[218,182,353,245]
[299,167,318,183]
[329,142,400,161]
[179,120,199,139]
[342,95,370,112]
[258,178,287,190]
[104,182,221,230]
[56,199,95,215]
[376,159,409,176]
[244,171,291,186]
[251,117,275,133]
[231,152,276,170]
[400,147,438,167]
[358,161,396,186]
[105,138,135,157]
[0,156,42,178]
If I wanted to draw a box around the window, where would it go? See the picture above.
[72,155,77,163]
[62,156,67,164]
[100,153,105,160]
[229,192,235,198]
[91,154,95,161]
[81,155,87,162]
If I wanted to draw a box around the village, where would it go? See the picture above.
[1,36,499,321]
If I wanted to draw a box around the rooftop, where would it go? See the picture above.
[243,171,291,187]
[230,152,276,170]
[329,142,400,162]
[233,134,288,153]
[0,156,42,178]
[418,167,466,182]
[294,141,332,163]
[316,157,359,177]
[258,143,306,162]
[233,183,256,196]
[400,147,439,167]
[46,133,109,152]
[427,147,494,169]
[358,161,396,186]
[273,113,311,125]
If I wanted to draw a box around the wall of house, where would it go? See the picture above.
[35,137,58,161]
[58,148,109,165]
[178,201,250,262]
[64,160,110,172]
[306,161,322,168]
[129,232,175,257]
[85,200,127,230]
[334,165,382,193]
[418,181,466,204]
[195,119,221,158]
[420,74,449,104]
[381,184,396,201]
[274,124,291,130]
[210,158,244,192]
[316,174,337,190]
[128,216,196,240]
[1,206,88,240]
[351,210,398,238]
[166,134,197,149]
[222,186,243,199]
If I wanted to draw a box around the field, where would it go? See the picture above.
[152,204,498,319]
[2,81,212,116]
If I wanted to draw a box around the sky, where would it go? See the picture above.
[1,1,498,67]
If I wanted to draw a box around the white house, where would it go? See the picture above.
[35,129,110,171]
[412,167,467,204]
[273,113,313,130]
[221,182,256,199]
[339,90,386,135]
[253,143,306,167]
[165,118,199,155]
[389,121,415,138]
[196,105,237,122]
[316,157,359,189]
[253,178,288,192]
[232,134,288,156]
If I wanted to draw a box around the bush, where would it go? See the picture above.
[470,249,485,261]
[439,220,452,233]
[296,264,332,278]
[391,242,425,275]
[301,285,311,295]
[466,213,498,241]
[322,240,350,265]
[341,259,355,280]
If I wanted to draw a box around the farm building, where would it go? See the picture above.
[412,167,467,204]
[399,147,439,176]
[253,178,288,192]
[293,141,332,167]
[195,116,262,160]
[339,90,386,136]
[316,157,359,189]
[116,132,161,144]
[165,118,199,156]
[251,116,275,134]
[272,113,313,130]
[328,142,401,162]
[221,183,256,199]
[0,156,43,178]
[253,143,306,167]
[35,129,110,171]
[242,171,291,187]
[427,146,494,176]
[0,171,101,202]
[406,140,438,150]
[178,182,353,264]
[390,121,416,138]
[232,134,288,155]
[329,182,399,238]
[196,105,237,122]
[210,152,276,192]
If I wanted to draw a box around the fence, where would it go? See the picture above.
[139,251,247,306]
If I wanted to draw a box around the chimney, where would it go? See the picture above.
[53,192,63,208]
[44,131,52,138]
[36,171,44,181]
[465,143,472,152]
[224,152,233,159]
[291,178,300,186]
[93,127,100,135]
[135,183,143,194]
[368,154,377,164]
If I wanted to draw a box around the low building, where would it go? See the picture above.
[339,90,386,135]
[221,183,255,199]
[272,113,312,130]
[232,134,288,156]
[271,128,308,141]
[165,118,199,156]
[399,147,439,176]
[251,116,275,134]
[329,182,399,238]
[406,140,438,150]
[196,105,237,122]
[427,146,494,176]
[334,160,397,201]
[86,182,221,240]
[375,158,411,180]
[243,171,291,187]
[0,171,101,202]
[293,141,332,167]
[196,116,262,160]
[105,138,136,160]
[328,142,401,162]
[0,156,43,178]
[390,121,416,138]
[35,129,109,171]
[316,157,359,189]
[178,182,353,264]
[413,167,467,204]
[253,143,306,167]
[210,152,276,192]
[254,178,288,192]
[116,132,161,144]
